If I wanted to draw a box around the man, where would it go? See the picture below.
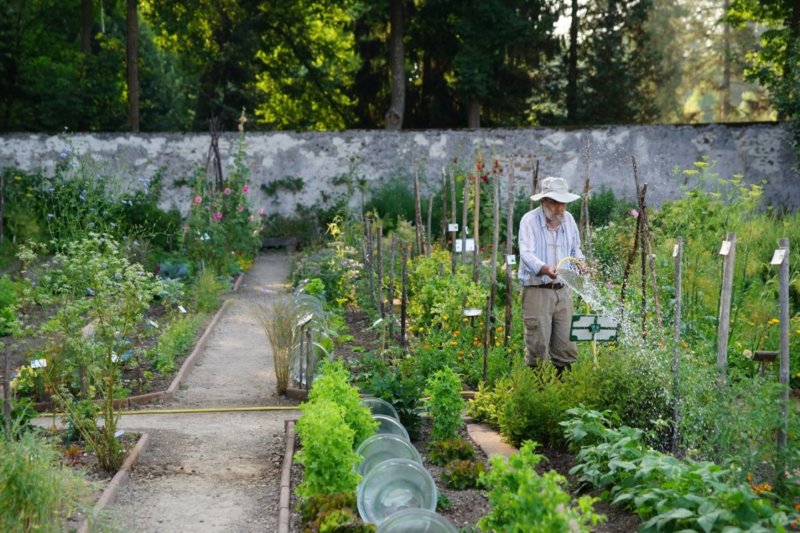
[518,176,585,374]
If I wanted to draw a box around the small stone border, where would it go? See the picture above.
[76,432,151,533]
[278,419,297,533]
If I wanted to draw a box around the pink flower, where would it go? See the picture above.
[223,187,231,196]
[237,204,244,212]
[242,184,250,194]
[212,212,223,221]
[194,195,202,205]
[630,209,639,218]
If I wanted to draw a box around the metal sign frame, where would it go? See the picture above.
[570,314,618,342]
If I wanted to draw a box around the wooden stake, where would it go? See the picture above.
[461,177,469,266]
[413,166,423,256]
[401,244,409,351]
[472,170,481,283]
[441,169,448,247]
[376,224,384,318]
[717,232,736,377]
[671,237,683,454]
[483,295,491,383]
[389,235,397,342]
[365,216,377,310]
[777,237,790,454]
[580,137,592,260]
[450,167,458,275]
[489,169,500,346]
[504,161,516,347]
[426,194,434,257]
[530,158,539,211]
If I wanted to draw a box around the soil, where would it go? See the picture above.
[29,252,639,532]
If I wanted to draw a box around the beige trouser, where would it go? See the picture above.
[521,285,578,368]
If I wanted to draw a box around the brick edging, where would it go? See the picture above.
[77,432,151,533]
[278,419,297,533]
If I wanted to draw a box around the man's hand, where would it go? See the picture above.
[539,264,558,279]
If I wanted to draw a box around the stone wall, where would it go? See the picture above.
[1,123,797,217]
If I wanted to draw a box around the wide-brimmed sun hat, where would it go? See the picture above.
[530,176,580,203]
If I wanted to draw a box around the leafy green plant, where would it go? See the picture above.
[478,440,605,532]
[441,459,486,490]
[148,314,204,374]
[428,438,475,466]
[0,431,94,533]
[424,366,465,442]
[562,406,795,532]
[357,356,423,440]
[295,399,362,499]
[308,360,377,448]
[193,269,228,314]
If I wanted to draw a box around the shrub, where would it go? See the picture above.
[0,432,93,533]
[295,399,362,499]
[358,356,423,440]
[148,314,204,374]
[193,269,228,314]
[424,366,465,442]
[308,361,377,448]
[255,294,294,394]
[478,440,605,532]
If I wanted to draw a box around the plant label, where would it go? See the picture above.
[448,223,459,232]
[455,238,475,253]
[463,308,482,317]
[719,241,731,256]
[506,255,516,265]
[30,358,47,369]
[178,305,187,314]
[297,313,313,327]
[672,244,679,257]
[770,249,787,265]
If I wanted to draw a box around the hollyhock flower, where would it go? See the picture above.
[194,196,202,205]
[242,184,250,193]
[237,204,245,212]
[212,212,223,221]
[223,187,232,196]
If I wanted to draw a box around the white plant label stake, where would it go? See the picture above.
[448,223,459,232]
[770,248,787,265]
[506,255,516,265]
[719,240,731,256]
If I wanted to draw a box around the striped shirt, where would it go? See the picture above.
[518,207,584,286]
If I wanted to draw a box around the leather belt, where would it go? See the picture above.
[527,283,565,289]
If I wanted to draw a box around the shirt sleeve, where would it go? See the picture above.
[519,211,546,278]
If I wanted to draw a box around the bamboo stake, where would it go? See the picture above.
[450,167,458,275]
[632,160,662,329]
[639,185,647,339]
[441,169,448,247]
[365,216,377,311]
[3,351,10,434]
[671,237,683,454]
[504,161,516,347]
[716,232,736,377]
[580,137,592,260]
[483,294,491,383]
[619,206,641,325]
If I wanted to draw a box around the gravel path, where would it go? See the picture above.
[109,252,301,532]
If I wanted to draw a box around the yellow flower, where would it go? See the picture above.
[418,326,425,333]
[453,330,460,337]
[450,340,458,347]
[743,349,753,360]
[768,318,780,326]
[796,329,800,335]
[496,325,504,332]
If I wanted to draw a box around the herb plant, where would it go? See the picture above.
[424,366,465,442]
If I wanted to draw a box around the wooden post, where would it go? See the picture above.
[450,168,458,275]
[441,169,448,247]
[638,184,648,338]
[632,160,662,330]
[472,170,481,283]
[305,327,313,390]
[3,351,10,434]
[461,177,470,266]
[401,244,409,351]
[777,237,790,454]
[413,166,423,256]
[389,235,397,342]
[489,170,500,346]
[580,137,592,260]
[530,158,539,211]
[717,232,736,376]
[376,224,384,318]
[671,237,683,454]
[365,217,377,310]
[504,161,516,347]
[426,194,434,256]
[483,295,491,383]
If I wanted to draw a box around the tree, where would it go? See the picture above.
[385,0,406,130]
[127,0,139,132]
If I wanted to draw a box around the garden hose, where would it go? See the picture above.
[37,405,301,418]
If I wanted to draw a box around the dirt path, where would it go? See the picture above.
[109,252,300,532]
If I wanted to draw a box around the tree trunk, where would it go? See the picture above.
[566,0,579,121]
[385,0,405,130]
[81,0,93,55]
[467,97,480,128]
[127,0,139,132]
[720,0,731,120]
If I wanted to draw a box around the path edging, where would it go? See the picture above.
[77,432,151,533]
[278,419,297,533]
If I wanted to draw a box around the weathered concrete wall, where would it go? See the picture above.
[1,124,797,217]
